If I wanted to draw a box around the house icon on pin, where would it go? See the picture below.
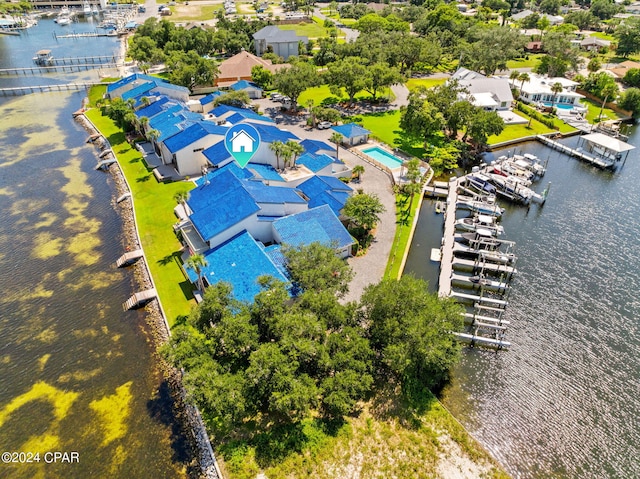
[230,130,256,153]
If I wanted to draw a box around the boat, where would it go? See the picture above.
[454,215,504,236]
[430,248,441,262]
[453,243,517,265]
[435,200,444,214]
[467,174,496,195]
[493,158,535,181]
[456,196,504,217]
[455,231,504,250]
[33,49,54,66]
[489,175,536,204]
[512,154,546,177]
[83,1,92,16]
[451,273,510,292]
[55,7,72,25]
[92,4,99,15]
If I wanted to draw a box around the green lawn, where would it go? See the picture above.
[580,98,623,123]
[85,109,194,325]
[279,21,345,40]
[169,4,220,21]
[385,191,422,280]
[358,110,426,158]
[406,78,447,91]
[297,85,394,108]
[590,32,616,41]
[506,54,544,70]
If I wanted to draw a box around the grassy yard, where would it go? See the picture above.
[168,4,220,21]
[590,31,616,41]
[385,191,422,280]
[358,110,427,158]
[219,386,509,479]
[280,20,345,40]
[406,78,447,91]
[506,53,544,70]
[85,108,194,325]
[580,98,623,123]
[297,85,393,108]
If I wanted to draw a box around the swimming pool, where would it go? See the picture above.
[542,102,576,110]
[362,146,404,169]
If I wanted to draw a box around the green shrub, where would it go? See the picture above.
[516,102,557,129]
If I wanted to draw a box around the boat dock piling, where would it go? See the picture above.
[536,134,615,169]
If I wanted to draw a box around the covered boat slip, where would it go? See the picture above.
[578,132,635,167]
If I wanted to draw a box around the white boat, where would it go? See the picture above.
[456,196,504,217]
[453,242,517,264]
[55,7,72,25]
[83,1,91,16]
[435,200,445,214]
[92,4,99,15]
[455,231,505,250]
[454,215,504,236]
[493,158,535,181]
[489,175,535,203]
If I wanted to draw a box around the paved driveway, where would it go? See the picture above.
[256,98,397,302]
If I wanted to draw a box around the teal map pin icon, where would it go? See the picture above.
[224,124,261,168]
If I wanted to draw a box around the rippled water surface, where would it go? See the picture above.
[407,131,640,478]
[0,20,188,478]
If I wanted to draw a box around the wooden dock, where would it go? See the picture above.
[536,134,614,169]
[0,63,119,76]
[453,332,511,350]
[115,249,143,268]
[0,82,102,96]
[123,288,157,310]
[437,178,460,297]
[95,158,116,170]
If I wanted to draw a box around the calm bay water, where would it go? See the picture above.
[406,130,640,478]
[0,20,189,478]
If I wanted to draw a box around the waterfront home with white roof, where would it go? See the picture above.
[451,68,514,111]
[518,74,584,109]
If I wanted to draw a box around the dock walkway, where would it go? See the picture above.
[536,134,614,169]
[437,178,460,297]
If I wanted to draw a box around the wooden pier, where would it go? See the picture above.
[0,82,101,96]
[123,288,157,310]
[0,63,119,76]
[47,54,122,65]
[437,177,461,297]
[95,158,116,170]
[453,332,511,350]
[536,134,614,169]
[115,249,143,267]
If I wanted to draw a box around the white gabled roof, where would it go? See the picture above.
[582,133,636,153]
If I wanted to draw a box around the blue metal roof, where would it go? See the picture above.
[246,163,283,181]
[211,104,271,123]
[272,205,354,250]
[199,91,223,105]
[248,122,298,143]
[296,152,334,173]
[300,139,335,155]
[148,104,183,127]
[297,175,353,215]
[135,96,170,119]
[194,162,254,187]
[241,181,306,204]
[187,170,261,242]
[107,73,159,94]
[203,140,232,166]
[121,81,155,101]
[331,123,371,138]
[184,230,288,303]
[231,80,262,91]
[163,122,227,154]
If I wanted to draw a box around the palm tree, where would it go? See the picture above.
[329,132,344,160]
[174,191,189,216]
[306,99,316,128]
[185,253,208,292]
[352,164,365,182]
[598,83,618,122]
[286,140,304,169]
[518,72,530,96]
[405,158,422,211]
[509,70,520,89]
[269,140,285,170]
[281,146,293,169]
[550,82,564,110]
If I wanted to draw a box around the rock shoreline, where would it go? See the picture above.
[75,110,221,479]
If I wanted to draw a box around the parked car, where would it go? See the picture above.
[317,121,332,129]
[270,93,283,101]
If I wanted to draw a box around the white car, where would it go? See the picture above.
[317,121,332,129]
